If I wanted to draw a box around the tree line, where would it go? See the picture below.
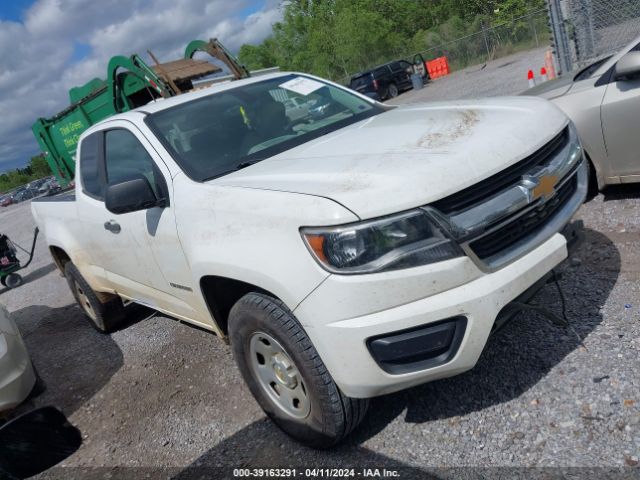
[0,155,52,193]
[239,0,547,82]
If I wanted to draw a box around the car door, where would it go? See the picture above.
[95,123,203,322]
[600,43,640,180]
[76,131,111,287]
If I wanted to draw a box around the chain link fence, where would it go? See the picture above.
[408,9,549,72]
[336,9,550,85]
[336,1,640,85]
[550,0,640,72]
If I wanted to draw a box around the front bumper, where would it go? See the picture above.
[294,150,587,399]
[295,233,569,398]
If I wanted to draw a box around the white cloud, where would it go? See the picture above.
[0,0,282,171]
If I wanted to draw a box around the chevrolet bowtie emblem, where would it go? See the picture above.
[522,174,559,202]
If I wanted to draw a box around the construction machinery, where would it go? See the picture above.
[31,39,250,186]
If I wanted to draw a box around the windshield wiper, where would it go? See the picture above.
[201,159,265,182]
[236,160,261,170]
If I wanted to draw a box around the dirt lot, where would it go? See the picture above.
[389,47,549,105]
[2,50,639,478]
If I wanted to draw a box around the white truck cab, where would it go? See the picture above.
[32,72,587,447]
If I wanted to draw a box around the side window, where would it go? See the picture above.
[389,62,402,72]
[373,67,388,78]
[79,132,103,200]
[104,129,165,200]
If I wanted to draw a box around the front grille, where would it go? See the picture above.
[469,175,578,260]
[433,127,569,215]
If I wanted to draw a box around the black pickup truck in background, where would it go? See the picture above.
[348,60,414,100]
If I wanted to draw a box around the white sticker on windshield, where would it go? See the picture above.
[279,77,324,96]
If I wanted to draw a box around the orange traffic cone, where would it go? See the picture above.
[540,67,548,82]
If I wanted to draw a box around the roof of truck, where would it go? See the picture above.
[80,71,296,136]
[137,71,294,114]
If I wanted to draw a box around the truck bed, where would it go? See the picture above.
[32,192,76,203]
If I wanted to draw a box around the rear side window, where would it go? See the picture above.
[373,67,388,78]
[79,132,103,200]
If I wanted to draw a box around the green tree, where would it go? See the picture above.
[238,39,279,70]
[29,154,52,178]
[237,0,548,82]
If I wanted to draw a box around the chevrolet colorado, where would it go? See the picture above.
[31,72,587,447]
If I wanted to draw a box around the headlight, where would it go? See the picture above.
[301,210,463,274]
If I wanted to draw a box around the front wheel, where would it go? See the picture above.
[229,293,368,448]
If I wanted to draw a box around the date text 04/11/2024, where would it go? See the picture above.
[233,468,401,478]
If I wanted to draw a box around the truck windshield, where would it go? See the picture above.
[145,74,383,182]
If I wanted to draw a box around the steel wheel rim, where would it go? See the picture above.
[249,332,311,419]
[74,280,97,321]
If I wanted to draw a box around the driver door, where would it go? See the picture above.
[601,44,640,181]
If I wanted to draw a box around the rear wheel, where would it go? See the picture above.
[387,83,399,98]
[65,263,125,333]
[229,293,368,448]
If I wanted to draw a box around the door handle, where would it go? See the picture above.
[104,220,121,234]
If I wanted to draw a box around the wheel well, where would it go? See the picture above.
[200,276,275,336]
[583,151,600,200]
[49,246,71,275]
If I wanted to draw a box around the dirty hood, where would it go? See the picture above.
[215,96,568,219]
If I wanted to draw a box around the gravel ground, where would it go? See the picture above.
[2,48,639,478]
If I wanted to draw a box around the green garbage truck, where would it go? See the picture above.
[31,39,249,186]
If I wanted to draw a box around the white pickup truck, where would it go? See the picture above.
[32,72,587,447]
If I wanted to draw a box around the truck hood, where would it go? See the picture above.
[215,96,568,219]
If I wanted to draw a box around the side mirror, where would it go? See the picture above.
[0,406,82,479]
[615,51,640,80]
[105,177,165,214]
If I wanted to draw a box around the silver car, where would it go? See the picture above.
[526,35,640,193]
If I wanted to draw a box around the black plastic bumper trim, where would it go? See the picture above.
[367,316,467,375]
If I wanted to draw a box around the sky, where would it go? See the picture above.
[0,0,282,172]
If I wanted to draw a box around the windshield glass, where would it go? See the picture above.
[145,74,383,181]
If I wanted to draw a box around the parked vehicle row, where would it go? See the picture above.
[32,70,587,448]
[0,178,61,208]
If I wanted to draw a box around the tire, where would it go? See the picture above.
[4,273,22,289]
[387,83,399,98]
[65,263,125,333]
[0,276,5,287]
[229,293,368,448]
